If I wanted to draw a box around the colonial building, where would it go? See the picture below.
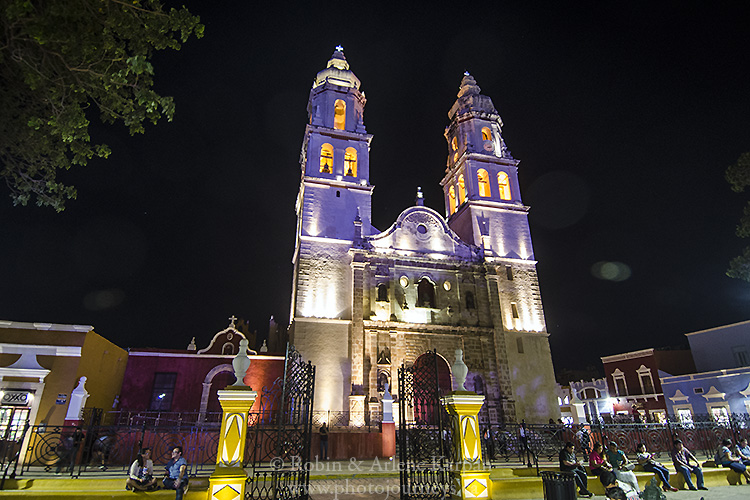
[289,48,558,423]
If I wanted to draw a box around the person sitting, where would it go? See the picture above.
[735,437,750,466]
[126,447,157,491]
[671,439,707,491]
[606,441,639,492]
[636,443,677,492]
[559,441,593,497]
[717,438,750,483]
[590,442,617,490]
[163,446,189,500]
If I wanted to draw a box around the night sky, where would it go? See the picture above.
[2,2,749,375]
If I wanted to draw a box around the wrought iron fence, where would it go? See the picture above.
[103,410,223,427]
[480,413,750,471]
[19,423,222,477]
[0,419,29,487]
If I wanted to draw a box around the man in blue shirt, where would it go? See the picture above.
[163,446,188,499]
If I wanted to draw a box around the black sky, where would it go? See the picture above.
[1,1,749,373]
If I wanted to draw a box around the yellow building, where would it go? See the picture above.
[0,320,128,430]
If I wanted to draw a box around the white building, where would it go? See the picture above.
[288,49,558,423]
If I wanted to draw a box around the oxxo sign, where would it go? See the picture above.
[1,390,32,406]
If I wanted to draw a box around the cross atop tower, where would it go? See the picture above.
[228,315,237,328]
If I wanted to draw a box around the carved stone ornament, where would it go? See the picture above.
[452,348,468,391]
[231,338,251,386]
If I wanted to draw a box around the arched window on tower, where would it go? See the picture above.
[334,99,346,130]
[481,127,492,141]
[448,186,456,214]
[458,174,466,204]
[497,171,511,200]
[319,143,333,174]
[416,278,436,308]
[477,169,491,197]
[344,147,357,177]
[451,136,458,162]
[377,284,388,302]
[465,291,475,310]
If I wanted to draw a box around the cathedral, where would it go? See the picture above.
[289,48,558,424]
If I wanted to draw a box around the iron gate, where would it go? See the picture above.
[245,344,315,500]
[398,350,452,500]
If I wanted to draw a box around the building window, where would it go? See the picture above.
[709,404,730,424]
[334,99,346,130]
[377,284,388,302]
[457,174,466,204]
[473,375,484,394]
[344,147,357,177]
[506,265,513,280]
[481,127,492,141]
[612,369,628,397]
[448,186,456,214]
[732,346,749,367]
[583,388,598,400]
[497,171,511,200]
[511,302,520,319]
[637,365,655,395]
[416,278,436,308]
[451,137,458,162]
[477,169,491,197]
[675,407,693,425]
[149,373,177,411]
[516,337,524,353]
[319,143,333,173]
[693,387,704,394]
[222,342,234,355]
[465,291,475,310]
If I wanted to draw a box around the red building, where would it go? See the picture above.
[117,319,284,422]
[601,348,694,422]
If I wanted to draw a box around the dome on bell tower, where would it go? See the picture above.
[313,46,361,90]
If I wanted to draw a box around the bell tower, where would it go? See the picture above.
[295,47,373,244]
[441,73,532,260]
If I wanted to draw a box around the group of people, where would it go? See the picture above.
[559,438,728,498]
[125,446,189,499]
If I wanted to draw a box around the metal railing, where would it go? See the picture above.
[312,410,382,431]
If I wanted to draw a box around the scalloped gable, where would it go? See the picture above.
[366,206,481,260]
[197,326,257,355]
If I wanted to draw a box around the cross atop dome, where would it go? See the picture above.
[335,45,344,52]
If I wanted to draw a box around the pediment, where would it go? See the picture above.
[367,206,480,260]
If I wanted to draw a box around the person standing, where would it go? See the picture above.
[636,443,676,492]
[671,439,707,491]
[559,442,593,497]
[319,423,329,460]
[163,446,188,499]
[576,424,591,461]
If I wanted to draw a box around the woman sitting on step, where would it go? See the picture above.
[590,442,618,490]
[635,443,677,492]
[717,438,750,483]
[126,448,158,491]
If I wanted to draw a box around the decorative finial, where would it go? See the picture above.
[228,315,237,328]
[187,337,197,351]
[260,340,268,353]
[335,45,344,52]
[231,338,251,387]
[452,349,469,391]
[464,70,470,76]
[416,186,424,206]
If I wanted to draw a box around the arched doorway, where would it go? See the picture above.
[411,351,452,424]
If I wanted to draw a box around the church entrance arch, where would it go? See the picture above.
[198,363,233,420]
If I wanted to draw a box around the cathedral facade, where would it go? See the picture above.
[289,49,558,424]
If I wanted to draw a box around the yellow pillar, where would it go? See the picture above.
[441,392,491,500]
[208,388,257,500]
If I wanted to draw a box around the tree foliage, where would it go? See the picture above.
[726,152,750,281]
[0,0,203,210]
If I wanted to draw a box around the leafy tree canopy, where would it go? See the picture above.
[0,0,203,210]
[726,152,750,280]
